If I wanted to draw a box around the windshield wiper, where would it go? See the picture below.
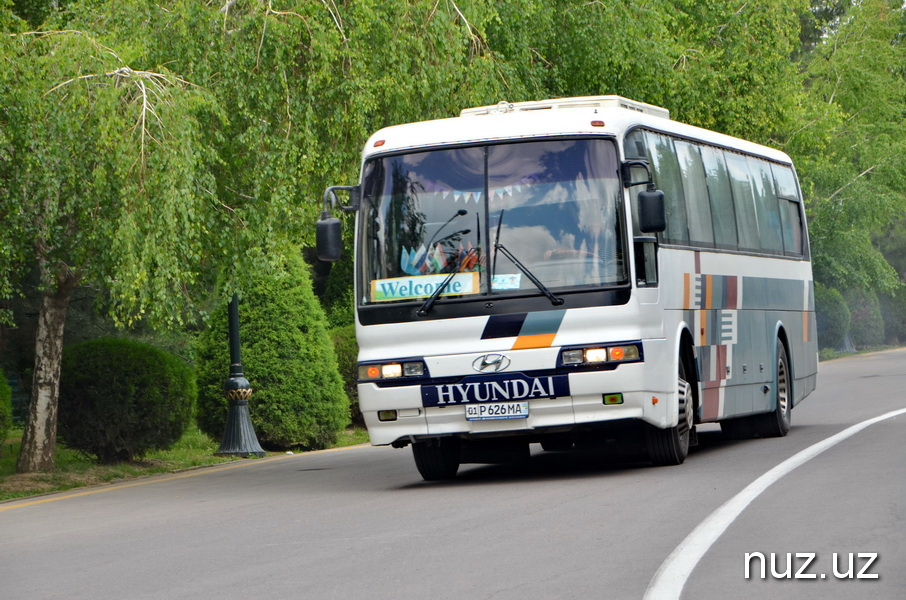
[416,269,460,317]
[494,243,564,306]
[416,248,479,317]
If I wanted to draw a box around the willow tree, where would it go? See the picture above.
[0,16,223,471]
[2,0,530,471]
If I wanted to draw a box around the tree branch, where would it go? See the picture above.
[826,165,875,203]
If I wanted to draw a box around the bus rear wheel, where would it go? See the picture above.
[755,340,792,438]
[412,437,461,481]
[646,354,693,466]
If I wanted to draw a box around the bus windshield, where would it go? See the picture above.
[359,138,626,305]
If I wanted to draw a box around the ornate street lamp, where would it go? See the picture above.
[215,294,266,457]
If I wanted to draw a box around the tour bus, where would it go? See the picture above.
[317,96,818,480]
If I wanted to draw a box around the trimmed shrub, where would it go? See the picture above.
[59,338,196,463]
[845,288,885,349]
[195,252,349,450]
[814,282,850,350]
[0,371,12,455]
[330,324,361,426]
[879,287,906,344]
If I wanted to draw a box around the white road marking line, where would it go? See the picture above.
[644,407,906,600]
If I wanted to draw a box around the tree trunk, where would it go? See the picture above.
[16,282,74,473]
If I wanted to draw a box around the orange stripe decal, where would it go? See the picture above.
[683,273,691,309]
[511,334,557,350]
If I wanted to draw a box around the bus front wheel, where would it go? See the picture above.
[646,354,693,466]
[412,437,461,481]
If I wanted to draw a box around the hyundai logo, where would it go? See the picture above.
[472,353,511,373]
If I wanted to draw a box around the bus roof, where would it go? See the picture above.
[361,96,792,165]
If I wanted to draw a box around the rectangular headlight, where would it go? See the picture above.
[562,349,584,364]
[381,363,402,378]
[358,360,427,381]
[403,362,425,376]
[584,348,609,363]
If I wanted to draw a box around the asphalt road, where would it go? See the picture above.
[1,349,904,600]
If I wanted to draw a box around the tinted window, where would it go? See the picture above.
[748,157,784,253]
[772,164,804,255]
[699,146,737,249]
[647,133,689,244]
[675,141,714,246]
[724,152,760,251]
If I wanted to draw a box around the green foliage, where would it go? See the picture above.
[0,25,224,328]
[58,338,196,463]
[330,324,360,427]
[844,288,885,349]
[879,287,906,344]
[814,282,850,350]
[0,370,11,453]
[665,0,811,142]
[796,0,906,293]
[11,0,69,27]
[195,252,349,450]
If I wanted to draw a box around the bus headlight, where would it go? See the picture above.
[559,343,642,367]
[358,360,427,381]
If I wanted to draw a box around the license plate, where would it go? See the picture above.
[465,401,529,421]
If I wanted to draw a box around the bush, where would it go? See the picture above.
[195,252,349,450]
[59,338,196,463]
[845,288,885,349]
[330,325,361,426]
[879,287,906,344]
[0,371,12,455]
[815,282,850,350]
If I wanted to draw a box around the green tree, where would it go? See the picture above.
[0,17,224,471]
[795,0,906,293]
[662,0,811,142]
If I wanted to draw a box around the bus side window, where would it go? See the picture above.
[646,133,689,245]
[772,164,805,256]
[748,157,784,254]
[700,146,738,249]
[724,152,760,252]
[675,140,714,247]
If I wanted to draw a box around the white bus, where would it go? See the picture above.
[317,96,818,480]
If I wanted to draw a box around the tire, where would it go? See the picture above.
[412,437,461,481]
[647,353,693,466]
[721,338,792,440]
[755,340,792,438]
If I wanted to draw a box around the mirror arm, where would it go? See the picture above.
[322,185,361,213]
[621,160,654,189]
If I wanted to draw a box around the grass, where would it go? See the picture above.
[0,425,370,502]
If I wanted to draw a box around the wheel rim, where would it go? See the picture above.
[680,379,693,434]
[678,357,693,435]
[777,352,790,422]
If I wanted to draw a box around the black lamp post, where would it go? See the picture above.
[215,293,266,457]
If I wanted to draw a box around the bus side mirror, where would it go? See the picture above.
[638,189,666,233]
[316,211,343,262]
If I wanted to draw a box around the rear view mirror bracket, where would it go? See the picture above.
[316,185,360,262]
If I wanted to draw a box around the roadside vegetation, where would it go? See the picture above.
[0,425,369,502]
